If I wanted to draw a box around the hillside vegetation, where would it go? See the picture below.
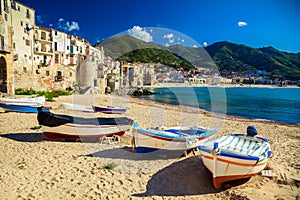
[95,36,300,80]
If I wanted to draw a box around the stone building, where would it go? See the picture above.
[0,0,107,94]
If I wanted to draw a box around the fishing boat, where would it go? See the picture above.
[37,107,134,139]
[57,103,94,112]
[57,103,126,114]
[132,123,217,153]
[92,105,126,114]
[0,96,45,113]
[198,126,271,188]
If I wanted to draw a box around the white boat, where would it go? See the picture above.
[0,96,45,113]
[133,123,217,153]
[57,103,126,114]
[198,126,271,188]
[57,103,94,112]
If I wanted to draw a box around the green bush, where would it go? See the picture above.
[14,89,71,102]
[104,162,118,170]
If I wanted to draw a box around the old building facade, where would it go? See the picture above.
[0,0,108,94]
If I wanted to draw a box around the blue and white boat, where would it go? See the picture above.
[198,126,271,188]
[0,96,46,113]
[132,123,217,153]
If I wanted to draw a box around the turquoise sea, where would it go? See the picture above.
[138,87,300,124]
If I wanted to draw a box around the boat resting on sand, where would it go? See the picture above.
[198,126,271,188]
[57,103,126,114]
[92,105,126,114]
[132,123,217,153]
[0,96,45,113]
[37,108,134,139]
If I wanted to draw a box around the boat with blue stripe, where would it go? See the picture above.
[132,123,217,154]
[0,96,46,113]
[198,126,271,188]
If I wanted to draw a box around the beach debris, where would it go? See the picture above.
[17,159,26,169]
[261,170,276,177]
[100,135,120,144]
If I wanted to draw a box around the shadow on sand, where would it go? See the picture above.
[0,132,45,142]
[132,156,251,197]
[0,133,106,143]
[86,146,186,161]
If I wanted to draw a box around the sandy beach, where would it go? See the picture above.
[0,94,299,200]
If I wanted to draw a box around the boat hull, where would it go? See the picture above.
[198,134,271,188]
[92,106,126,114]
[134,127,216,153]
[0,103,42,113]
[0,96,45,113]
[200,150,268,188]
[43,123,130,139]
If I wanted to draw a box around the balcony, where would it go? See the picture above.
[34,35,53,43]
[34,47,53,56]
[0,44,11,53]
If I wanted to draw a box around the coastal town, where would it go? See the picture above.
[0,1,299,200]
[1,1,298,96]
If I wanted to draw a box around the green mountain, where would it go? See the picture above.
[95,35,195,70]
[95,36,300,80]
[117,48,194,70]
[205,41,300,80]
[94,35,160,59]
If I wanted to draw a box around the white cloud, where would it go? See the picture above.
[193,45,198,48]
[128,26,153,42]
[181,39,185,43]
[58,18,80,32]
[163,33,175,44]
[164,33,174,39]
[238,21,248,27]
[203,41,208,47]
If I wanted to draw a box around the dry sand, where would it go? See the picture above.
[0,94,299,200]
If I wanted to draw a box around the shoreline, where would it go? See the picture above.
[0,94,299,199]
[142,83,300,89]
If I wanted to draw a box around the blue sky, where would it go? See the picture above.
[19,0,300,53]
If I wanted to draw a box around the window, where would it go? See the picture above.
[46,70,49,76]
[0,36,5,50]
[55,31,57,36]
[21,21,23,27]
[67,46,69,50]
[41,44,46,52]
[54,42,57,51]
[26,9,30,19]
[41,32,46,40]
[13,43,16,49]
[4,14,7,21]
[11,1,16,10]
[4,0,8,12]
[55,54,59,63]
[25,39,30,46]
[23,67,27,73]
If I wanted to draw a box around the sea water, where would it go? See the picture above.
[138,87,300,124]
